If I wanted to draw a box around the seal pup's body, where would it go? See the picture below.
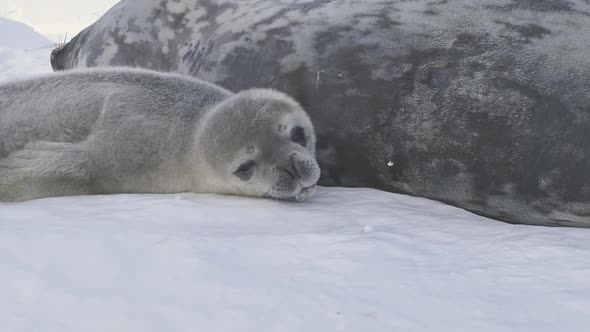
[0,67,320,201]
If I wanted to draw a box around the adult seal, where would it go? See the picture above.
[50,0,590,227]
[0,67,321,202]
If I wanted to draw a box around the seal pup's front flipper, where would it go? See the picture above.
[0,141,96,201]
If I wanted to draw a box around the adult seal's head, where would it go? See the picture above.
[194,89,320,201]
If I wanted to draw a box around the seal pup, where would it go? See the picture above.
[50,0,590,227]
[0,67,320,202]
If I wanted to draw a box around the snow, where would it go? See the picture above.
[0,0,119,42]
[0,17,52,48]
[0,17,54,81]
[1,19,590,332]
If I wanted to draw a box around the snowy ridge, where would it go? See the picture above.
[0,18,53,82]
[0,17,52,49]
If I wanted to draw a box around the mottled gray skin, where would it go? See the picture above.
[0,67,320,201]
[51,0,590,227]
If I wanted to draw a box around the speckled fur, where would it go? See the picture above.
[51,0,590,227]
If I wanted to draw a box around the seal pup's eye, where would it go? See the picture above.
[291,126,307,147]
[234,160,256,181]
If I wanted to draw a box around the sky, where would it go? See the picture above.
[0,0,119,42]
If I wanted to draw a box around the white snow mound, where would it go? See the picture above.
[0,17,52,49]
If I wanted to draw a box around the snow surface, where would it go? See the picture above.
[0,17,54,81]
[1,20,590,332]
[0,0,119,42]
[0,17,52,48]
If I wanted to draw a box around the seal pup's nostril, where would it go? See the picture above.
[279,166,297,180]
[290,153,302,179]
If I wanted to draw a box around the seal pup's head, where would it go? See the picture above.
[194,89,321,201]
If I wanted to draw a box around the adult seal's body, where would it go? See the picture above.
[0,68,320,202]
[51,0,590,227]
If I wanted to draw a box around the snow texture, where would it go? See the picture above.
[0,17,53,81]
[0,17,51,49]
[1,20,590,332]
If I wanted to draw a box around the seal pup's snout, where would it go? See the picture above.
[288,152,321,202]
[267,151,321,202]
[290,152,320,188]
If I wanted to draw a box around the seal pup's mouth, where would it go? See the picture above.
[294,185,317,202]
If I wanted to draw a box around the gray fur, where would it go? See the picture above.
[0,67,320,201]
[51,0,590,227]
